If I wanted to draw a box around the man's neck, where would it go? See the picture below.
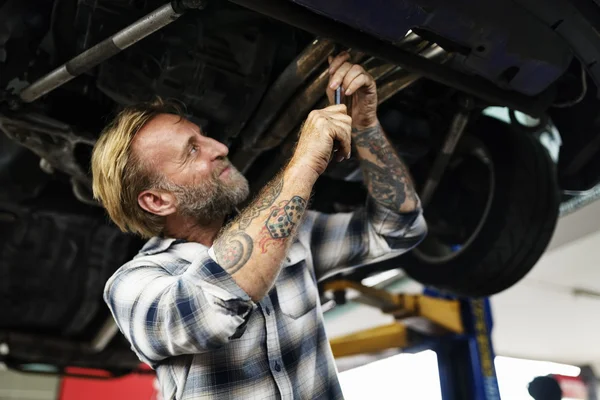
[163,213,225,247]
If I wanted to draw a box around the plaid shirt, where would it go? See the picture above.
[104,198,426,400]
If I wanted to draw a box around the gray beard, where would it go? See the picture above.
[160,167,249,223]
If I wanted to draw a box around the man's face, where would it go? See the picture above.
[133,113,249,222]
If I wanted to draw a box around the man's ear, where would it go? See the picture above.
[138,189,177,216]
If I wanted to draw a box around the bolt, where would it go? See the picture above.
[40,158,54,174]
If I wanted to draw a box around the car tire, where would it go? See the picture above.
[401,115,560,297]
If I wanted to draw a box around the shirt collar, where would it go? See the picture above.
[139,212,239,256]
[138,237,184,256]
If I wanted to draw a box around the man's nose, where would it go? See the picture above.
[202,136,229,160]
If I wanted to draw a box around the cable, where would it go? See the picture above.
[553,61,587,108]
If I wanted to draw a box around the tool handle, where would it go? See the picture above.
[332,87,342,156]
[331,47,349,161]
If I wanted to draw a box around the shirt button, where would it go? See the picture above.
[274,362,281,372]
[265,307,271,316]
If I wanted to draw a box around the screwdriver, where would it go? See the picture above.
[332,47,350,161]
[333,66,343,161]
[333,44,344,106]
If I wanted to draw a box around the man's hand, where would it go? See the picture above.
[214,105,351,301]
[289,104,352,179]
[326,52,378,130]
[327,53,419,213]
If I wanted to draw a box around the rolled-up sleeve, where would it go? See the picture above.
[104,250,254,367]
[304,197,427,281]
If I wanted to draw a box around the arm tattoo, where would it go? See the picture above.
[353,124,418,211]
[258,195,307,253]
[214,174,307,273]
[238,178,283,229]
[213,231,254,273]
[360,160,407,209]
[215,179,282,271]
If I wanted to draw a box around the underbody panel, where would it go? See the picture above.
[291,0,573,96]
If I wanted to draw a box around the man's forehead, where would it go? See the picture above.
[138,113,192,138]
[135,114,195,146]
[131,114,194,164]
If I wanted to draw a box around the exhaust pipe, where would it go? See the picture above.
[19,0,204,103]
[224,0,551,116]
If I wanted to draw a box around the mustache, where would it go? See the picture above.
[216,159,234,177]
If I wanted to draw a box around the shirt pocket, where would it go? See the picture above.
[277,260,318,320]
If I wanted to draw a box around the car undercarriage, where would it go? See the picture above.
[2,0,600,376]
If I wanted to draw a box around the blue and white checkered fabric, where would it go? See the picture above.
[104,198,427,399]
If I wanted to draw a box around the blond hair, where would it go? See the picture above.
[91,97,183,238]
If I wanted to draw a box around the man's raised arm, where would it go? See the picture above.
[304,52,427,281]
[213,104,352,302]
[352,123,419,213]
[327,51,419,214]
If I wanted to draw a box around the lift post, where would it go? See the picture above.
[429,292,501,400]
[325,281,501,400]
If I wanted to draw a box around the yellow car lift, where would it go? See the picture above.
[324,280,501,400]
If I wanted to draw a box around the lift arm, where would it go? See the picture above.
[324,280,464,358]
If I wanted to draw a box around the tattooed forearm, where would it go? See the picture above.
[215,178,285,272]
[258,195,307,253]
[360,160,407,209]
[211,166,314,301]
[213,231,254,273]
[266,196,306,238]
[353,124,418,211]
[238,178,283,229]
[214,171,308,276]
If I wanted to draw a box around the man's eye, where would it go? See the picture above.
[190,145,198,154]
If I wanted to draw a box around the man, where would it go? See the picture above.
[92,53,427,399]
